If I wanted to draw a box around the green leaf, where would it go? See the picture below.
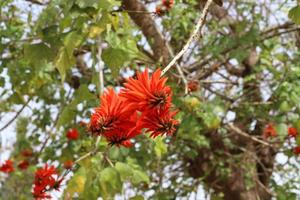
[24,43,56,66]
[130,195,144,200]
[55,47,75,82]
[99,167,122,196]
[154,137,167,159]
[275,123,288,141]
[288,6,300,25]
[132,170,149,185]
[57,106,76,127]
[65,167,87,197]
[115,162,133,181]
[102,48,128,77]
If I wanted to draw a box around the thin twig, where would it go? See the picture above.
[97,38,105,95]
[161,0,213,76]
[226,123,272,147]
[0,97,31,132]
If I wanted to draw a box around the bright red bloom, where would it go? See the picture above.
[21,149,33,157]
[263,123,277,138]
[63,160,74,169]
[88,88,136,137]
[33,164,63,200]
[293,146,300,155]
[288,127,298,138]
[103,112,141,147]
[162,0,174,9]
[18,160,29,170]
[138,108,179,138]
[66,128,79,140]
[0,160,14,173]
[120,68,172,113]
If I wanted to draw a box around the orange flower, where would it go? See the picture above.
[138,108,179,138]
[188,80,199,92]
[63,160,74,170]
[162,0,174,9]
[263,123,277,138]
[288,127,298,138]
[89,88,136,136]
[120,68,172,113]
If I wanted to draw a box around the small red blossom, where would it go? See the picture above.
[293,146,300,155]
[188,80,199,92]
[66,128,79,140]
[18,160,29,170]
[162,0,174,9]
[263,123,277,138]
[63,160,74,169]
[288,127,298,138]
[88,88,136,137]
[155,6,166,16]
[21,149,33,157]
[0,160,14,173]
[138,108,179,138]
[33,164,63,200]
[120,68,172,113]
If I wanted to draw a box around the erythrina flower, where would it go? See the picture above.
[18,160,29,170]
[88,88,136,137]
[138,108,179,138]
[104,113,141,148]
[188,80,199,92]
[66,128,79,140]
[21,149,33,157]
[288,127,298,138]
[162,0,174,9]
[263,123,277,138]
[120,68,172,113]
[33,164,63,200]
[155,6,166,16]
[63,160,74,169]
[0,160,14,173]
[293,146,300,155]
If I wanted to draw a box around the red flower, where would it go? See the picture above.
[89,88,136,136]
[293,146,300,155]
[188,80,199,92]
[162,0,174,9]
[66,128,79,140]
[138,108,179,138]
[120,68,172,113]
[21,149,33,157]
[288,127,298,138]
[18,160,29,170]
[102,111,141,148]
[263,123,277,138]
[63,160,74,169]
[155,6,166,16]
[32,164,63,200]
[0,160,14,173]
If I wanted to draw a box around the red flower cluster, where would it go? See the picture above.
[18,160,29,170]
[263,123,277,138]
[0,160,14,173]
[32,164,63,199]
[88,69,178,147]
[288,127,298,138]
[293,146,300,155]
[66,128,79,140]
[155,0,174,16]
